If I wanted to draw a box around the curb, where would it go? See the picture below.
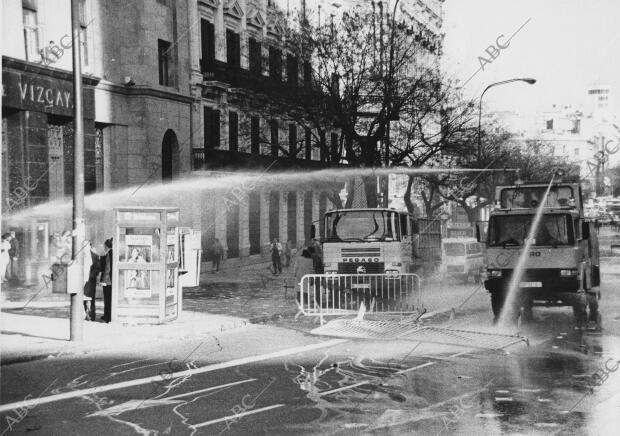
[1,314,250,367]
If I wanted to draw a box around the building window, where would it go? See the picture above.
[574,148,579,156]
[571,119,581,134]
[95,127,104,191]
[269,47,282,81]
[330,133,338,161]
[22,2,39,62]
[288,124,297,158]
[251,117,260,154]
[204,107,220,149]
[286,54,298,86]
[319,131,326,162]
[226,29,240,69]
[201,19,215,75]
[229,111,238,152]
[546,119,553,130]
[249,37,262,75]
[303,60,312,87]
[270,120,279,157]
[158,39,172,86]
[305,128,312,160]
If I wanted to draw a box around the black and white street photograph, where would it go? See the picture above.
[1,0,620,434]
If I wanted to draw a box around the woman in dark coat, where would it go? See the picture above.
[83,248,101,321]
[100,238,113,323]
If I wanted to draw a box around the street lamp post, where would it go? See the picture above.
[475,78,536,220]
[477,78,536,162]
[70,0,85,341]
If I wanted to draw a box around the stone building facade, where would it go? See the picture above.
[2,0,340,279]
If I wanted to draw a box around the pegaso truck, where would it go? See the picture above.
[481,181,601,325]
[310,208,441,277]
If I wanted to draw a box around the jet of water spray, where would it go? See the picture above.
[497,175,556,326]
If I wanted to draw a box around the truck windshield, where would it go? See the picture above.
[444,243,465,256]
[325,210,400,242]
[488,214,572,247]
[500,186,574,209]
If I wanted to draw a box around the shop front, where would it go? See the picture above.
[1,56,99,286]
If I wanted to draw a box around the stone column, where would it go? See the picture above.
[296,190,305,248]
[279,191,288,244]
[214,194,228,257]
[312,191,320,227]
[215,2,226,60]
[260,189,270,255]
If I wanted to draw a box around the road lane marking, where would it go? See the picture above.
[0,339,347,413]
[165,378,257,400]
[318,381,370,397]
[190,404,284,429]
[396,361,435,374]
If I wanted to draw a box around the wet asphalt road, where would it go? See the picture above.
[2,272,620,435]
[2,303,619,436]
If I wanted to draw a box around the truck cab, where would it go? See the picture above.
[482,182,601,325]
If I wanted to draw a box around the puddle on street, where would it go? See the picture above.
[273,335,620,435]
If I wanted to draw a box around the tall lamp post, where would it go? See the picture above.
[477,78,536,161]
[70,0,85,341]
[476,78,536,220]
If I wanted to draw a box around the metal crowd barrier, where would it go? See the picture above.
[297,273,422,318]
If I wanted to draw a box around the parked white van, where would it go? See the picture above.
[440,237,484,283]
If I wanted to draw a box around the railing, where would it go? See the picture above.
[297,273,422,318]
[192,149,205,170]
[201,60,322,102]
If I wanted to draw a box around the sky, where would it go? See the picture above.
[441,0,620,121]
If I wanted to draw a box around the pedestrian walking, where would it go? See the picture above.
[100,238,113,323]
[271,238,282,274]
[311,238,324,274]
[7,230,20,284]
[294,247,316,304]
[284,240,292,268]
[211,239,224,272]
[0,234,11,283]
[83,242,104,321]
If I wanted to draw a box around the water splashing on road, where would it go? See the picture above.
[498,176,556,325]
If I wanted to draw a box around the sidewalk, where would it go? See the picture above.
[0,263,300,365]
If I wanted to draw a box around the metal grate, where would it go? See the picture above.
[311,320,529,350]
[338,262,384,274]
[310,318,422,340]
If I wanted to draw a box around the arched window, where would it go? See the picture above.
[162,129,179,181]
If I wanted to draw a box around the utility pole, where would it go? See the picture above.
[70,0,85,341]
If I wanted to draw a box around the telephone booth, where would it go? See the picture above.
[178,227,202,288]
[112,207,181,324]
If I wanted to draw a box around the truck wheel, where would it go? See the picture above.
[573,302,587,327]
[587,293,601,327]
[592,266,601,287]
[491,292,505,323]
[521,298,534,323]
